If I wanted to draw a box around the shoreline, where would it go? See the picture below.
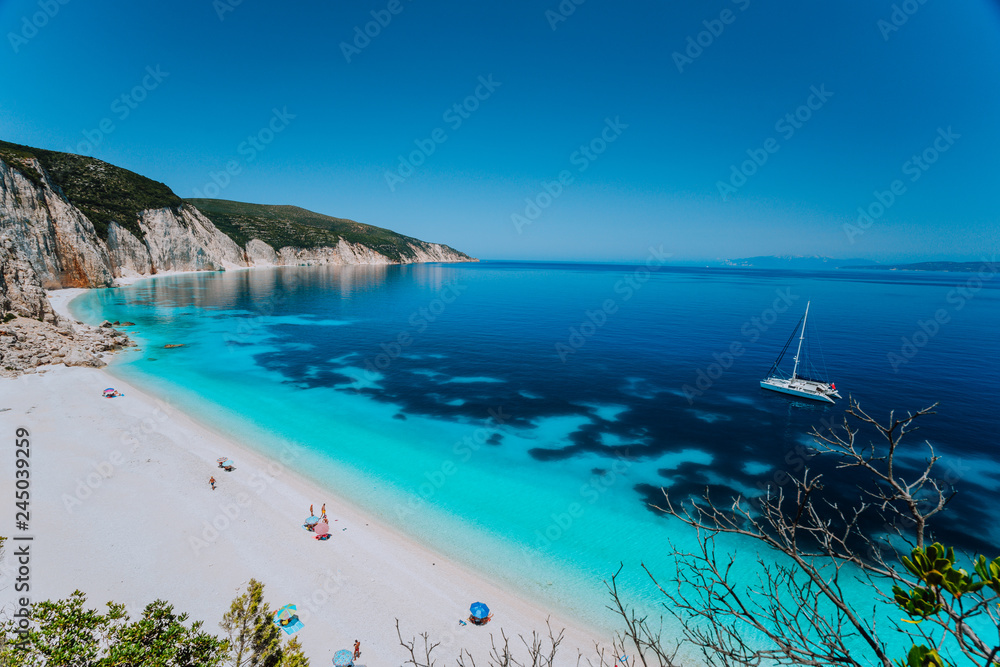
[2,288,611,665]
[1,365,609,663]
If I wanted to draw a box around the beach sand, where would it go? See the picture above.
[0,360,610,664]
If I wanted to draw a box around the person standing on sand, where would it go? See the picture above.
[322,503,326,515]
[354,640,361,659]
[210,477,216,490]
[310,504,314,516]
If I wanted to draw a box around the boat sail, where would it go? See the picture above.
[760,301,840,403]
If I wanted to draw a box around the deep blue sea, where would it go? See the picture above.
[71,261,1000,644]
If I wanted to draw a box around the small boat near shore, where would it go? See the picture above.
[760,301,840,403]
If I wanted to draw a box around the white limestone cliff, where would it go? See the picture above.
[0,154,474,319]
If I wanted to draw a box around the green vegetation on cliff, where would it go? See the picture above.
[0,140,182,242]
[186,198,470,262]
[0,140,471,263]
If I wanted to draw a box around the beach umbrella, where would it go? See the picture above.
[222,459,235,468]
[470,602,490,619]
[314,522,329,536]
[333,649,354,666]
[273,604,297,626]
[104,387,115,392]
[304,515,320,525]
[217,457,228,463]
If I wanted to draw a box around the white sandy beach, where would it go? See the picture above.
[0,365,610,663]
[0,291,611,665]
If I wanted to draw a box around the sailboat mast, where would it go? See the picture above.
[791,301,810,380]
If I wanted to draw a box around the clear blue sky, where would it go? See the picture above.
[2,0,998,262]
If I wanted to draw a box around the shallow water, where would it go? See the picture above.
[72,261,1000,646]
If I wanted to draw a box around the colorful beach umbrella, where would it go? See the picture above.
[470,602,490,619]
[273,604,296,625]
[272,604,304,635]
[333,649,354,666]
[314,522,329,536]
[217,457,228,463]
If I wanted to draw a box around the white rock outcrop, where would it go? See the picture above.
[0,238,54,322]
[0,153,474,321]
[106,221,152,278]
[245,238,278,265]
[0,158,113,289]
[137,205,246,273]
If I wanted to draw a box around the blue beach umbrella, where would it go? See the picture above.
[222,459,235,467]
[470,602,490,619]
[304,515,320,525]
[333,649,354,666]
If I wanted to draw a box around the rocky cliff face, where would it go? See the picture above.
[0,157,113,294]
[0,238,54,322]
[270,239,449,267]
[0,153,474,319]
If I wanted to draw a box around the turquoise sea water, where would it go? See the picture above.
[71,262,1000,653]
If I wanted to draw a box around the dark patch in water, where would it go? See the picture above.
[635,443,998,558]
[394,413,407,420]
[249,333,1000,556]
[115,263,999,560]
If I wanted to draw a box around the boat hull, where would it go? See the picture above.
[760,378,839,403]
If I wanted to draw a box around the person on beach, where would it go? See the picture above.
[321,503,326,515]
[354,640,361,659]
[210,476,216,490]
[310,504,314,516]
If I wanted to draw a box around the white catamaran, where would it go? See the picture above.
[760,301,840,403]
